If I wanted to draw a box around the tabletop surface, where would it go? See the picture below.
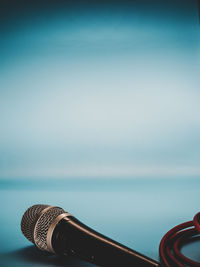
[1,178,200,266]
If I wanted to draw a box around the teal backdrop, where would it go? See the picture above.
[0,0,200,266]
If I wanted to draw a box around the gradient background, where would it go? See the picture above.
[0,0,200,266]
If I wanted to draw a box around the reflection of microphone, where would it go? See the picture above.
[21,204,159,267]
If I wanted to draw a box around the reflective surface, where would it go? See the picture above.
[1,178,200,266]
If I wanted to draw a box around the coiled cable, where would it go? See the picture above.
[159,212,200,266]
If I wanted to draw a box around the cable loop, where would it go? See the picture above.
[159,213,200,266]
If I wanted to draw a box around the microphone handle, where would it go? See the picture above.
[52,216,159,267]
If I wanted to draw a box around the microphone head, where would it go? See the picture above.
[21,204,66,252]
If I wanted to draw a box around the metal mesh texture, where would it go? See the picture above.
[34,206,65,251]
[21,204,50,243]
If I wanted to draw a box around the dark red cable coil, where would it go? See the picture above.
[159,212,200,267]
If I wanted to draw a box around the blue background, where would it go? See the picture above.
[0,0,200,266]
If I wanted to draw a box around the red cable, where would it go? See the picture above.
[173,230,200,266]
[194,213,200,233]
[159,221,193,267]
[159,214,200,266]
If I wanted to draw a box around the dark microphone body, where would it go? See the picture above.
[21,204,159,267]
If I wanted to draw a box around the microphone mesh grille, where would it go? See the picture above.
[34,206,65,251]
[21,204,50,243]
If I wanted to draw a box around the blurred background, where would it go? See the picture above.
[0,0,200,266]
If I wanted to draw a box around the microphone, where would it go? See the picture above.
[21,204,159,267]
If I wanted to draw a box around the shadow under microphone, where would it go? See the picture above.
[21,204,160,267]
